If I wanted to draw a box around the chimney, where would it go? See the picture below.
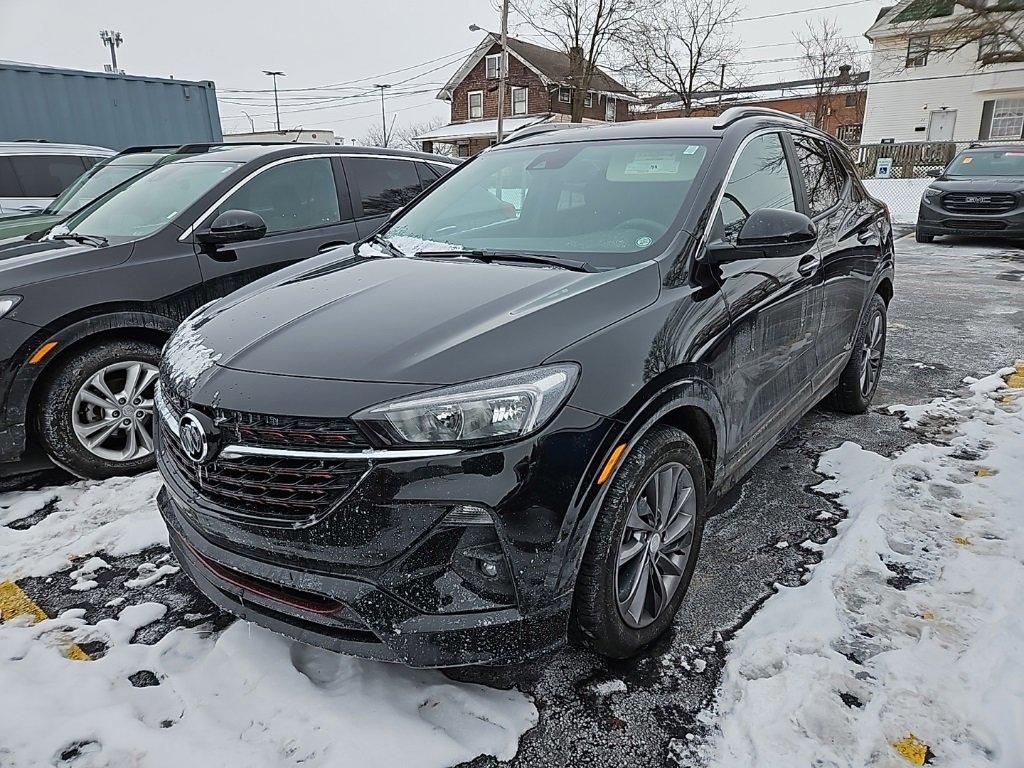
[837,64,852,84]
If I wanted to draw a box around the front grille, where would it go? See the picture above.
[942,193,1017,214]
[164,433,369,526]
[941,218,1008,231]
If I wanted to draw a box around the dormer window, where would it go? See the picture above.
[485,54,502,80]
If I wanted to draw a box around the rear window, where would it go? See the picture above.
[9,155,89,197]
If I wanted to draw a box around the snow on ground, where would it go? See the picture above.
[0,476,537,767]
[862,178,931,225]
[700,364,1024,768]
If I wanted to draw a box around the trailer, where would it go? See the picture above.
[0,61,222,150]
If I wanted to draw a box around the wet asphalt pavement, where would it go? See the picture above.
[7,234,1023,767]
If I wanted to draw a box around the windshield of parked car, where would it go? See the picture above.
[43,155,166,217]
[55,160,239,243]
[946,148,1024,177]
[383,139,714,267]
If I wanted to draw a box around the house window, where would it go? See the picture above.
[584,91,593,108]
[468,90,484,120]
[485,54,502,80]
[845,92,857,107]
[988,98,1024,139]
[906,34,930,67]
[512,87,528,115]
[978,33,1003,62]
[558,86,571,103]
[605,96,616,122]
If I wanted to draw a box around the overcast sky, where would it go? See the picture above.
[0,0,886,142]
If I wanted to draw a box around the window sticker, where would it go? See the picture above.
[962,156,973,164]
[623,152,682,175]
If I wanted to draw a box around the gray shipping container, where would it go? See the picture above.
[0,61,222,150]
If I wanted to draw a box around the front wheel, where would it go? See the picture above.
[571,426,706,658]
[825,293,887,414]
[36,338,162,480]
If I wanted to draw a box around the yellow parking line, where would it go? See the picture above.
[0,581,90,661]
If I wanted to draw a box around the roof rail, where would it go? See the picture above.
[116,145,179,155]
[713,106,807,129]
[500,120,596,145]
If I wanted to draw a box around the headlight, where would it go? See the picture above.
[0,295,21,319]
[922,188,940,202]
[354,364,580,446]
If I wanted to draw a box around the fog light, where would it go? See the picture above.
[442,504,493,526]
[480,561,499,577]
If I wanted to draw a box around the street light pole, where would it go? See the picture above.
[374,84,392,147]
[263,70,286,132]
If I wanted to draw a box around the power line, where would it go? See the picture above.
[735,0,879,23]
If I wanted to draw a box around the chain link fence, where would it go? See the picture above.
[836,139,1021,225]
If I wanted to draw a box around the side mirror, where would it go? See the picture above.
[926,168,943,178]
[705,208,817,264]
[197,209,267,245]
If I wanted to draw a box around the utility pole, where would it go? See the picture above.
[496,0,509,143]
[263,70,285,132]
[99,30,123,73]
[374,84,392,147]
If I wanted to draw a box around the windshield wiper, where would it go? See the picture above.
[355,233,405,258]
[413,250,597,273]
[51,232,108,248]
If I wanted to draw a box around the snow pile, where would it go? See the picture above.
[0,473,166,579]
[702,364,1024,767]
[862,178,932,225]
[0,609,536,768]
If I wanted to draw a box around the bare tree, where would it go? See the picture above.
[795,18,862,131]
[508,0,647,121]
[624,0,741,117]
[360,123,389,148]
[391,118,458,156]
[927,1,1024,65]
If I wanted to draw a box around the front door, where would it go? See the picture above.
[709,132,823,464]
[194,156,360,300]
[927,110,957,141]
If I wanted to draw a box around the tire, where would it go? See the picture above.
[36,338,162,480]
[571,425,706,659]
[824,293,887,414]
[915,230,934,244]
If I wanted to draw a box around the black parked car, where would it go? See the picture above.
[0,143,457,479]
[917,145,1024,242]
[156,109,894,668]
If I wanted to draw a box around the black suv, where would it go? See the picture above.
[917,145,1024,242]
[156,110,894,667]
[0,143,457,479]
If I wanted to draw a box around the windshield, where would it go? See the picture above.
[384,139,714,267]
[44,156,165,216]
[56,160,239,243]
[946,148,1024,177]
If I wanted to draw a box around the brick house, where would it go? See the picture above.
[635,69,869,144]
[417,33,638,156]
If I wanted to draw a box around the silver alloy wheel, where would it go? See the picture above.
[859,310,885,397]
[615,461,697,629]
[71,361,159,462]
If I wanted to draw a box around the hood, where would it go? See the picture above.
[187,252,661,385]
[931,177,1024,193]
[0,239,132,290]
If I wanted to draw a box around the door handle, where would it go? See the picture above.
[797,254,818,276]
[318,241,349,254]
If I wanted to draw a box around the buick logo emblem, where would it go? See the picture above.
[178,410,220,464]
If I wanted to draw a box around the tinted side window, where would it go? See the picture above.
[348,158,423,217]
[793,135,841,217]
[216,157,341,235]
[10,155,88,197]
[0,158,22,197]
[719,133,796,243]
[416,162,441,190]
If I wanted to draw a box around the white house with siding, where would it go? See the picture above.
[861,0,1024,144]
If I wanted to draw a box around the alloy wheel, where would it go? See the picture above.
[71,361,159,462]
[859,310,884,397]
[615,461,697,629]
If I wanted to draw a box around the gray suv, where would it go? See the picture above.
[0,141,114,216]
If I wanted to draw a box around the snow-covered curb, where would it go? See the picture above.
[700,364,1024,767]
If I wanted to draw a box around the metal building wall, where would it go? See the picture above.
[0,63,222,149]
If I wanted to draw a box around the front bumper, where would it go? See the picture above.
[917,196,1024,239]
[156,388,615,667]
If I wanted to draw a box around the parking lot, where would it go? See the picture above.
[1,233,1020,767]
